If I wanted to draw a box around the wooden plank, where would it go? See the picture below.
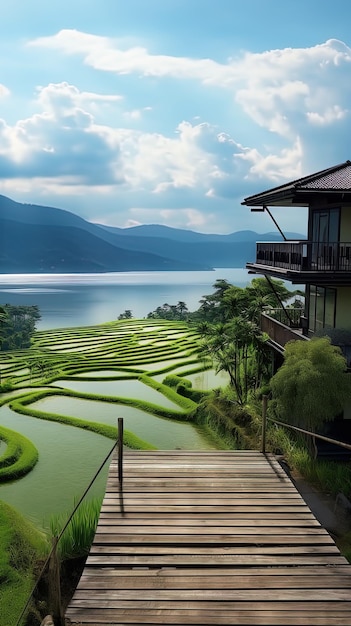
[77,565,351,578]
[65,613,351,625]
[70,588,351,600]
[66,450,351,625]
[86,554,348,567]
[93,524,329,535]
[97,512,319,520]
[76,572,351,589]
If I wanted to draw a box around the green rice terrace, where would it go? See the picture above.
[0,318,229,526]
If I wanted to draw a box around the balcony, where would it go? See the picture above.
[261,310,308,353]
[261,310,351,368]
[247,241,351,284]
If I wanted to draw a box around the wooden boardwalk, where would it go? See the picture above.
[66,451,351,625]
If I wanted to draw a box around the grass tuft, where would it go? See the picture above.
[50,497,103,560]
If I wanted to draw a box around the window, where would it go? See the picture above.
[308,285,336,333]
[311,208,340,269]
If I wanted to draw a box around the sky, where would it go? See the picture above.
[1,0,351,235]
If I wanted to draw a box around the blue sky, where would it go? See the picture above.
[1,0,351,234]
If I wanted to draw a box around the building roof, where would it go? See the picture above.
[242,160,351,207]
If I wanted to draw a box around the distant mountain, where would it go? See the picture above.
[0,195,305,273]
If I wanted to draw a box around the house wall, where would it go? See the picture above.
[335,287,351,329]
[340,206,351,240]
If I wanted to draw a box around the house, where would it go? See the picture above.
[242,160,351,456]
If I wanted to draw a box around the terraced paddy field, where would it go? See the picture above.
[0,319,228,526]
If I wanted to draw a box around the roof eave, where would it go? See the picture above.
[242,188,351,208]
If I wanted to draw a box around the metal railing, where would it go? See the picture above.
[255,241,351,272]
[16,418,125,626]
[264,308,303,327]
[261,395,351,455]
[260,311,308,350]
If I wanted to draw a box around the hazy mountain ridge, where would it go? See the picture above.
[0,195,305,273]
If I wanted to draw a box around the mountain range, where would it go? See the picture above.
[0,195,305,273]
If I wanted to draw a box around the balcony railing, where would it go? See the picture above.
[261,311,351,368]
[261,311,308,350]
[265,307,304,328]
[255,241,351,272]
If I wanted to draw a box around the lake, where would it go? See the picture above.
[0,268,257,525]
[0,268,251,329]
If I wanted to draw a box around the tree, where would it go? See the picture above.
[176,301,188,319]
[270,337,351,436]
[221,286,250,320]
[0,304,41,351]
[0,306,8,348]
[198,317,271,405]
[246,277,293,307]
[118,310,133,320]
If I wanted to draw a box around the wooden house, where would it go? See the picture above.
[242,160,351,456]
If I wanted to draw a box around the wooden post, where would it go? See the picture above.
[261,395,268,454]
[48,536,64,626]
[118,417,124,490]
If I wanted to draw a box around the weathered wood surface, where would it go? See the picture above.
[66,451,351,625]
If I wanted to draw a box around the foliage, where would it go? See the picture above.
[162,374,183,388]
[0,500,48,626]
[118,309,133,320]
[195,388,260,449]
[147,301,189,320]
[266,423,351,498]
[270,337,351,432]
[183,276,299,324]
[198,318,271,405]
[0,306,8,349]
[139,373,197,414]
[0,305,41,351]
[0,380,14,393]
[50,497,103,559]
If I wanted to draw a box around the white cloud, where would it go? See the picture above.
[0,85,248,207]
[29,29,226,82]
[36,82,122,116]
[129,207,215,230]
[0,84,10,98]
[29,31,351,140]
[123,107,152,121]
[306,105,348,125]
[2,33,351,232]
[235,137,303,182]
[0,82,124,184]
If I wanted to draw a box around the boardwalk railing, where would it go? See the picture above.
[261,395,351,455]
[16,418,125,626]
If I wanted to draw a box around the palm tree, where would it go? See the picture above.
[199,317,270,405]
[176,301,188,319]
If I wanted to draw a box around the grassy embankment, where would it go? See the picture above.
[0,500,48,626]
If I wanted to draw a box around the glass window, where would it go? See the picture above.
[324,288,336,328]
[329,208,340,243]
[308,285,316,333]
[308,285,336,333]
[316,286,325,332]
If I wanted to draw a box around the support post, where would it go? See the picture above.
[261,395,268,454]
[118,417,124,490]
[48,537,64,626]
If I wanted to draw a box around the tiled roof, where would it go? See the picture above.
[242,160,351,206]
[299,163,351,190]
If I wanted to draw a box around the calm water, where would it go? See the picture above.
[0,268,251,329]
[0,269,248,525]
